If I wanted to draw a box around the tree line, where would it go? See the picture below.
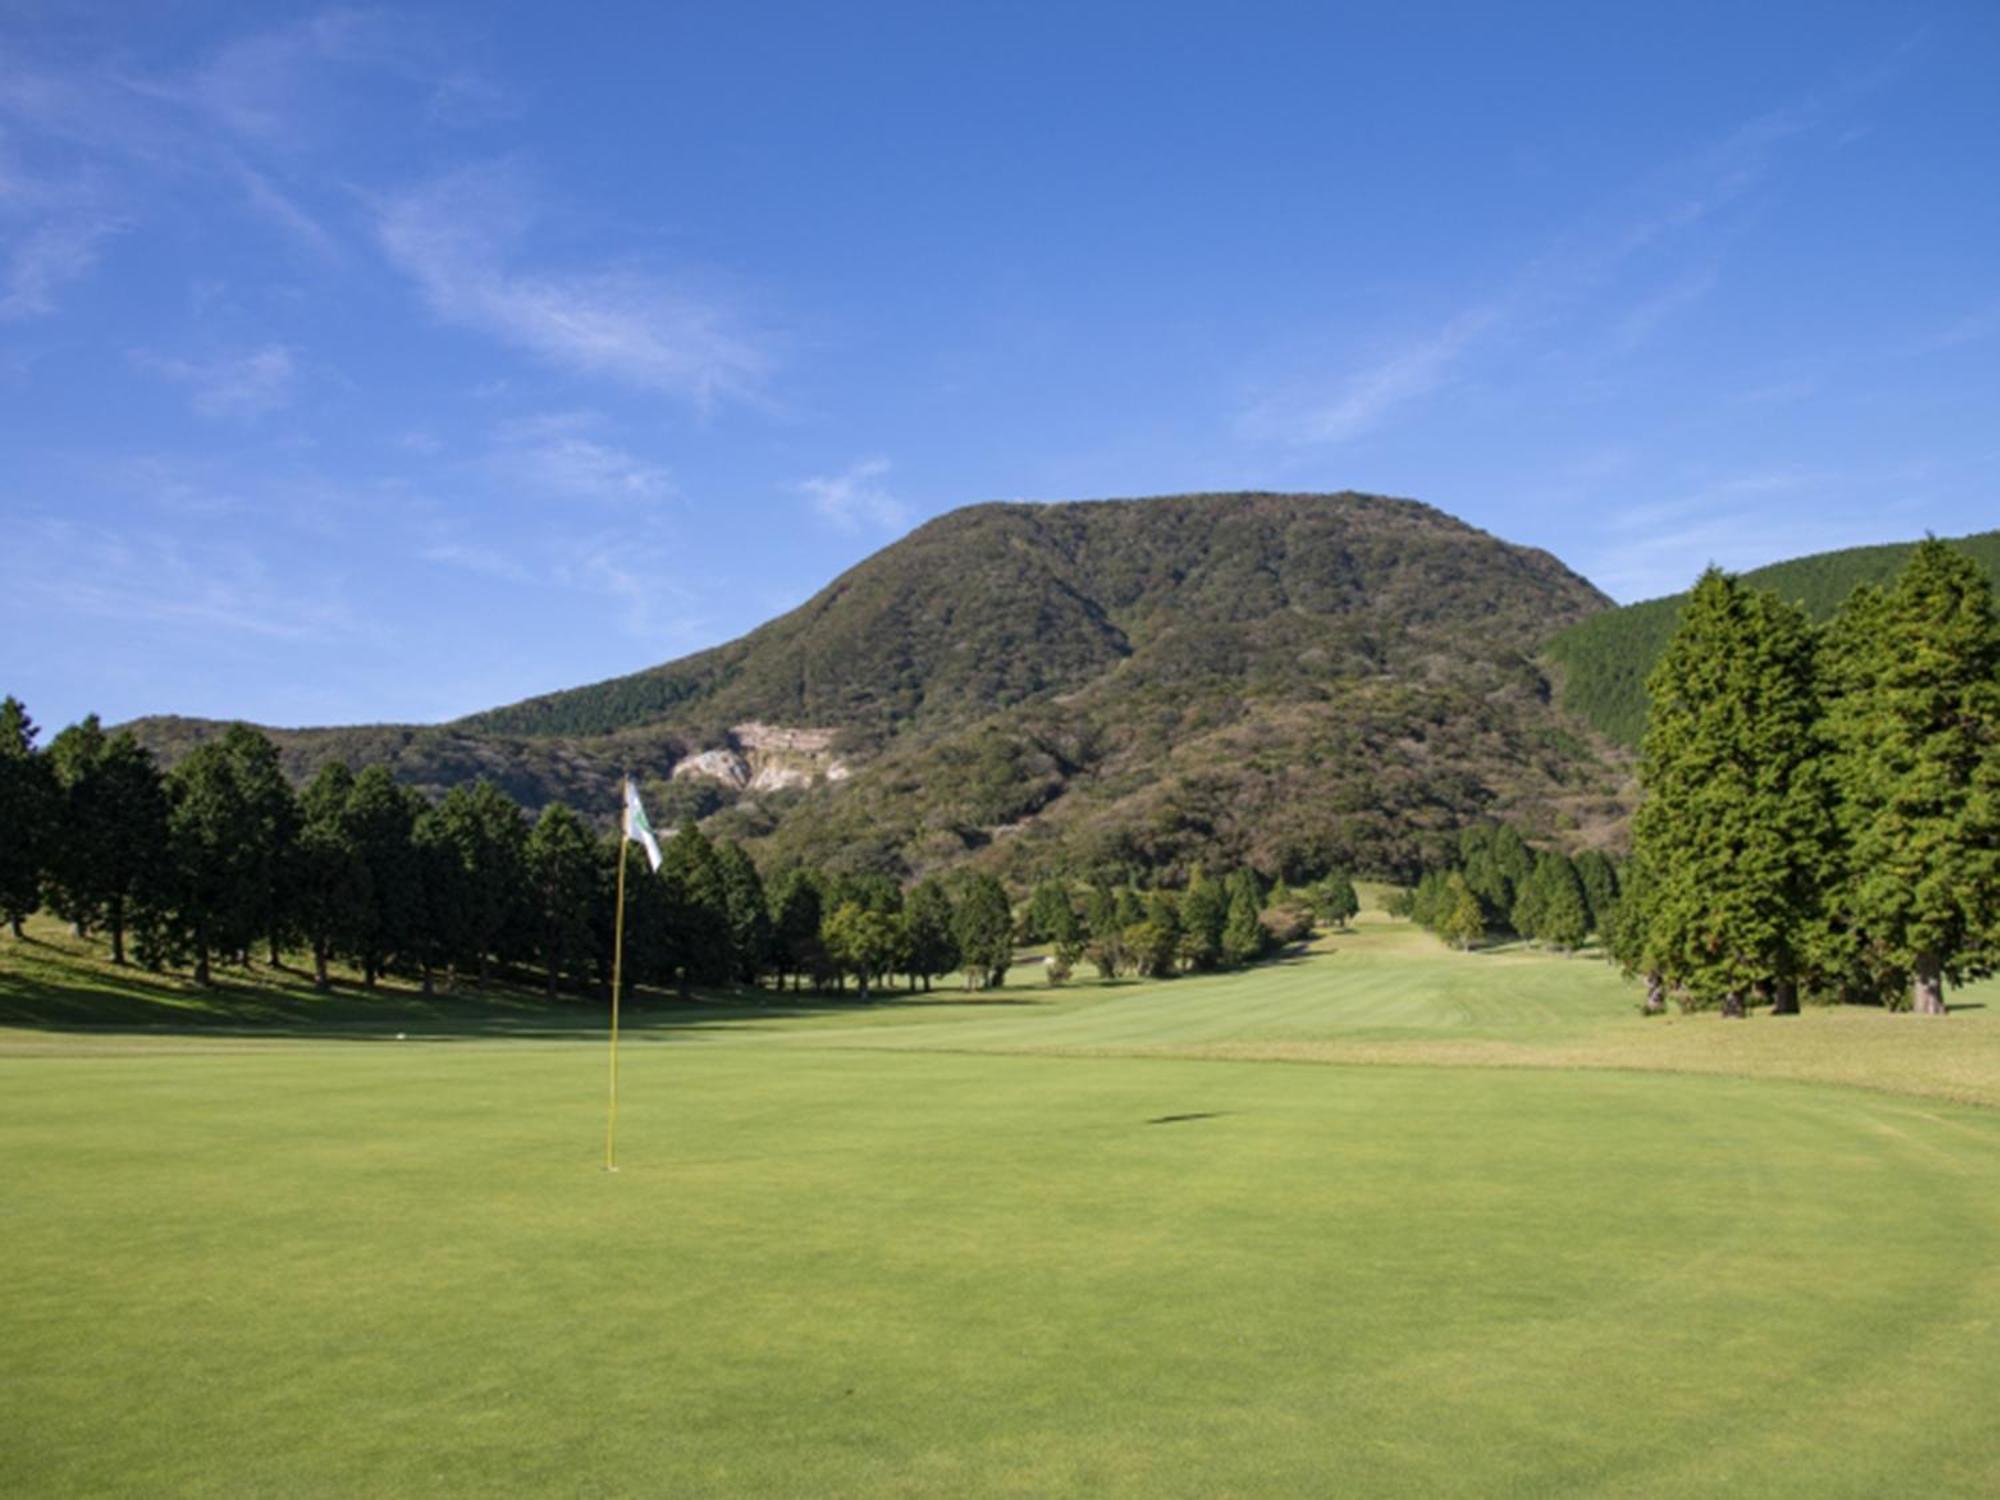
[0,704,1350,1000]
[1612,539,2000,1017]
[1391,541,2000,1018]
[1394,823,1619,953]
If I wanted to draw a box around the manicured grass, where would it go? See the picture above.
[5,918,1999,1496]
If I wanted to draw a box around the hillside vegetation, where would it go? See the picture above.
[123,492,1631,881]
[1548,529,2000,745]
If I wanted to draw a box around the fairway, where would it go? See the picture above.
[6,922,2000,1497]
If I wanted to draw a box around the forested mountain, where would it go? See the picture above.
[122,491,1629,882]
[1547,530,2000,745]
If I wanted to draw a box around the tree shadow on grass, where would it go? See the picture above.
[0,963,1024,1043]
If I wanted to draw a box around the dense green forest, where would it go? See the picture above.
[1547,529,2000,745]
[123,492,1628,883]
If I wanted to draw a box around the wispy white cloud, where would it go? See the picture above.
[796,457,908,533]
[376,161,770,406]
[417,539,536,585]
[230,160,340,260]
[486,410,674,503]
[1913,299,2000,354]
[1239,308,1499,445]
[1569,468,1926,602]
[5,515,366,643]
[131,344,297,418]
[0,210,122,319]
[1608,263,1722,353]
[1238,69,1886,447]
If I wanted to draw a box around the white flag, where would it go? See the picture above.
[623,778,662,872]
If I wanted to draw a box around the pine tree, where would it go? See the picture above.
[0,697,56,938]
[1083,883,1126,979]
[221,724,299,967]
[1632,571,1832,1016]
[1534,851,1591,951]
[1436,871,1485,951]
[294,764,367,990]
[526,802,597,998]
[1178,865,1226,970]
[955,874,1013,989]
[1221,876,1263,967]
[1025,879,1075,944]
[1313,870,1360,927]
[903,878,958,991]
[716,841,772,985]
[660,819,734,989]
[1136,889,1182,977]
[1572,850,1620,937]
[43,720,166,964]
[769,868,825,992]
[1044,884,1085,981]
[344,766,421,989]
[431,781,526,986]
[159,735,271,986]
[1822,541,2000,1014]
[1510,859,1549,942]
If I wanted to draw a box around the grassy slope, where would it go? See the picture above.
[1547,528,2000,745]
[5,919,2000,1496]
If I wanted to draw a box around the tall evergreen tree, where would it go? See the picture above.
[1822,541,2000,1015]
[1632,571,1832,1016]
[220,724,299,967]
[525,802,597,998]
[955,873,1013,989]
[903,878,959,991]
[294,764,368,990]
[1024,878,1076,945]
[0,697,56,938]
[1083,883,1127,979]
[659,819,734,990]
[1134,888,1182,977]
[159,735,271,985]
[1572,850,1620,937]
[344,766,422,989]
[1533,851,1591,951]
[1178,865,1226,971]
[43,720,166,964]
[1221,875,1263,967]
[1436,871,1485,951]
[716,841,772,985]
[431,781,526,985]
[1044,884,1085,980]
[768,868,825,992]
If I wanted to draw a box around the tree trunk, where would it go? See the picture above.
[313,939,329,992]
[1913,955,1947,1016]
[1721,990,1745,1019]
[421,960,434,998]
[1772,978,1799,1016]
[1643,971,1665,1016]
[109,898,126,967]
[193,940,211,989]
[7,913,21,939]
[545,962,557,1000]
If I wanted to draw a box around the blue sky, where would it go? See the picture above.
[4,1,1996,732]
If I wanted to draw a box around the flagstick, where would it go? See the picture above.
[606,827,629,1172]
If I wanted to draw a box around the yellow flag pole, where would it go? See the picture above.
[607,823,630,1172]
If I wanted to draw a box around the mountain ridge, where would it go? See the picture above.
[119,490,1627,881]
